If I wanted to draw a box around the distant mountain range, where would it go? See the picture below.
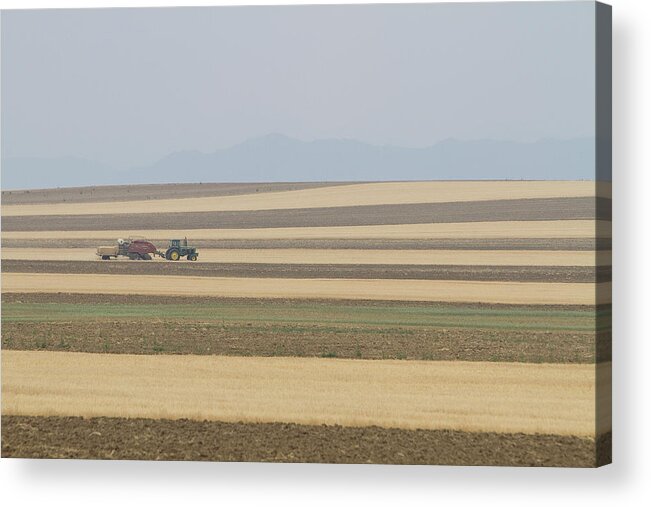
[1,134,596,190]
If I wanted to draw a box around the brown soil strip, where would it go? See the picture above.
[1,292,607,312]
[1,237,612,251]
[2,351,603,435]
[2,197,607,232]
[1,320,606,363]
[0,415,609,467]
[1,182,349,205]
[1,259,607,283]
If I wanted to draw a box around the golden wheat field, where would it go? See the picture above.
[1,272,609,304]
[0,247,610,266]
[1,350,607,436]
[0,220,610,241]
[0,180,604,217]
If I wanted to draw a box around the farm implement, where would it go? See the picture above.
[96,237,199,261]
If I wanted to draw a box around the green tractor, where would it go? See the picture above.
[165,238,199,261]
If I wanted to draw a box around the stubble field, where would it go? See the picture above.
[1,180,612,466]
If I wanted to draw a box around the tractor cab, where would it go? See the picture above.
[165,237,198,261]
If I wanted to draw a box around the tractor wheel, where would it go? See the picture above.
[188,254,198,261]
[141,253,152,261]
[128,253,140,260]
[166,249,180,261]
[101,255,110,261]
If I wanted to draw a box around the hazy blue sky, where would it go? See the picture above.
[2,2,595,169]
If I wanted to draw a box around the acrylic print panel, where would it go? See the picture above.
[0,1,611,467]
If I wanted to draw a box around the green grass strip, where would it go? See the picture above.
[2,302,602,332]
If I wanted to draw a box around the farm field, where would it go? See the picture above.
[1,219,611,240]
[2,350,607,436]
[1,198,610,231]
[1,415,610,466]
[1,259,609,283]
[0,247,611,266]
[1,180,612,465]
[0,180,607,216]
[1,272,610,304]
[1,294,611,363]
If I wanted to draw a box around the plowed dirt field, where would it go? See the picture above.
[1,415,611,466]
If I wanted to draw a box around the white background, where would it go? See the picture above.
[0,0,648,505]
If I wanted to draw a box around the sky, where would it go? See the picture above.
[1,2,595,170]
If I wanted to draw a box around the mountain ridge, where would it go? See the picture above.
[1,135,597,190]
